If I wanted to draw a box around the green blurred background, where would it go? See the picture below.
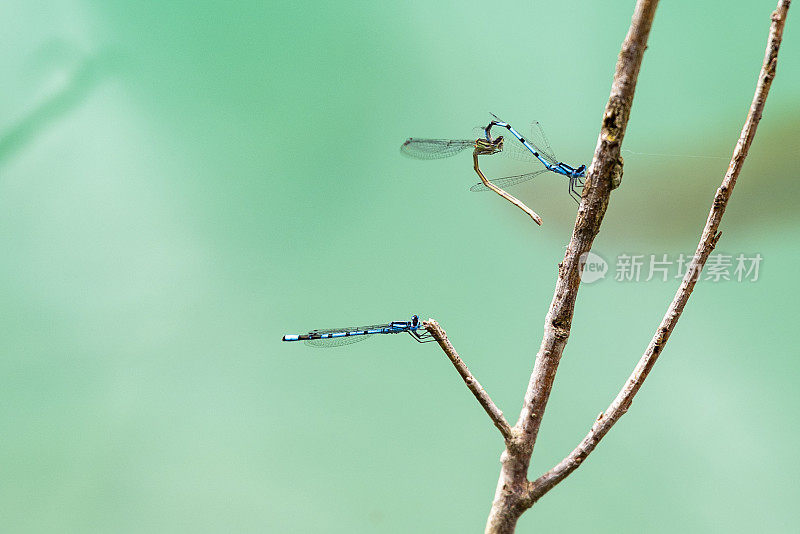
[1,1,798,532]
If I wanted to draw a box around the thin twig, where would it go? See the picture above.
[485,1,660,532]
[527,0,790,503]
[423,319,513,442]
[473,150,543,226]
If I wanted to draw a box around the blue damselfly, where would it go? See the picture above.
[401,115,587,203]
[484,114,586,202]
[282,315,433,347]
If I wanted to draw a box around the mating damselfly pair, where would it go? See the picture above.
[283,116,585,350]
[401,114,587,203]
[282,315,434,347]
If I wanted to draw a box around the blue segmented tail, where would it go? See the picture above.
[282,315,435,348]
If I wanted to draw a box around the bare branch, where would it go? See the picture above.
[423,319,513,442]
[517,0,660,455]
[485,1,660,531]
[527,0,791,503]
[473,150,543,226]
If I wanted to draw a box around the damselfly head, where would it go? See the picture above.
[474,136,503,155]
[483,119,507,144]
[411,315,419,327]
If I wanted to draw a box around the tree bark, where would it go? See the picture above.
[485,1,660,531]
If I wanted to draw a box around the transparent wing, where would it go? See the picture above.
[304,334,373,348]
[529,121,558,164]
[497,122,560,167]
[302,322,389,348]
[400,138,474,160]
[309,323,388,334]
[469,169,549,192]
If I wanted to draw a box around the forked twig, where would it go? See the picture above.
[527,0,791,503]
[423,319,513,442]
[414,1,789,531]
